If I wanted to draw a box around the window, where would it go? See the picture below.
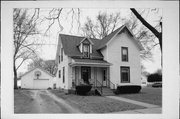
[81,67,91,84]
[120,67,130,83]
[63,67,65,83]
[103,69,106,81]
[59,56,60,64]
[83,44,90,58]
[121,47,128,62]
[59,70,61,78]
[61,48,63,61]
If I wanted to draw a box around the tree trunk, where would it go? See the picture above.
[13,61,18,89]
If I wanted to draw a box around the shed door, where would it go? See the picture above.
[33,79,49,89]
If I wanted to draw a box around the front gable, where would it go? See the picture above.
[99,25,144,51]
[107,26,143,51]
[21,67,55,79]
[77,38,93,54]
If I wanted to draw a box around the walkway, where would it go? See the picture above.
[28,90,81,113]
[106,96,161,114]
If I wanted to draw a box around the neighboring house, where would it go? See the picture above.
[55,25,144,94]
[21,67,55,89]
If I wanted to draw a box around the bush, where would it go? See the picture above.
[114,85,141,94]
[47,87,52,90]
[147,73,162,82]
[75,85,92,95]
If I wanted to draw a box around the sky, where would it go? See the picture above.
[17,8,162,74]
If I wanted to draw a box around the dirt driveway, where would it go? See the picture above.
[14,90,81,113]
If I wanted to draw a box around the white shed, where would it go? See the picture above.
[21,67,55,89]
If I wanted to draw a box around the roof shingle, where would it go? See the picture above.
[56,25,143,62]
[60,34,103,59]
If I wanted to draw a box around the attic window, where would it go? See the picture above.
[121,47,128,62]
[83,43,90,58]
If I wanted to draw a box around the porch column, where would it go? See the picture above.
[71,66,74,89]
[75,66,76,87]
[107,67,110,88]
[94,67,97,87]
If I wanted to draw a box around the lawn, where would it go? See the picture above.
[50,90,145,113]
[14,89,36,113]
[117,87,162,106]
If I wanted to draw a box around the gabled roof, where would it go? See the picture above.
[55,25,144,62]
[97,25,144,50]
[58,34,103,59]
[77,37,94,46]
[97,25,124,50]
[21,66,55,78]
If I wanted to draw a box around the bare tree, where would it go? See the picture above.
[130,8,162,51]
[44,60,57,75]
[44,8,81,35]
[82,11,159,60]
[27,58,44,71]
[82,12,122,39]
[28,58,57,75]
[13,8,40,89]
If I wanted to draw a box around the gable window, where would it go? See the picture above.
[63,67,65,83]
[59,70,61,78]
[61,48,63,61]
[83,44,90,58]
[121,47,128,62]
[120,66,130,83]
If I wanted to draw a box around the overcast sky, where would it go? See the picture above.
[17,8,162,74]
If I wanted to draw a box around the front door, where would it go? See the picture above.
[81,67,91,84]
[103,69,107,86]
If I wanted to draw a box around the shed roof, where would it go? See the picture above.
[69,58,111,67]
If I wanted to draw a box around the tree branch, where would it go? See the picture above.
[130,8,162,51]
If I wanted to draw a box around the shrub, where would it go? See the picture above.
[147,73,162,82]
[114,85,141,94]
[47,87,52,90]
[75,85,92,95]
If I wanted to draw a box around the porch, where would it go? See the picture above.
[69,59,115,95]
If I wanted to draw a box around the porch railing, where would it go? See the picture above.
[107,79,115,89]
[95,79,103,95]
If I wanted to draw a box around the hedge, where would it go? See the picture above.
[114,85,141,94]
[147,73,162,82]
[75,85,92,95]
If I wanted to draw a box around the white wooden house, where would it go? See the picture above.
[55,25,144,94]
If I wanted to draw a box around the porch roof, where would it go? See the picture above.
[69,58,111,67]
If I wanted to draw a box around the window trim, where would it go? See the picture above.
[63,67,65,83]
[83,43,90,58]
[121,47,128,62]
[59,70,61,78]
[59,55,60,64]
[120,66,130,83]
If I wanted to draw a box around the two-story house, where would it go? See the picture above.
[55,25,144,95]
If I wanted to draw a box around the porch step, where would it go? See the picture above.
[101,87,115,96]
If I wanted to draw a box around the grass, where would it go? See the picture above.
[117,87,162,106]
[14,89,35,113]
[50,90,145,113]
